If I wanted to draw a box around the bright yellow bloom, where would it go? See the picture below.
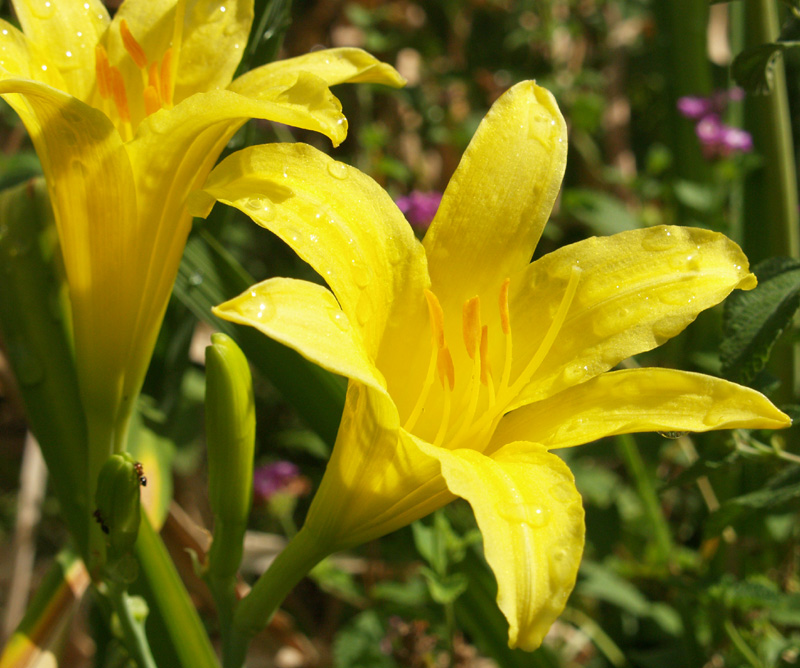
[190,81,790,650]
[0,0,403,460]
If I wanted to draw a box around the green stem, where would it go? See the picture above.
[723,618,763,668]
[615,434,673,562]
[225,526,330,668]
[739,0,800,404]
[108,581,158,668]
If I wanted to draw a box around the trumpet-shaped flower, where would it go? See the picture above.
[0,0,403,472]
[190,81,790,650]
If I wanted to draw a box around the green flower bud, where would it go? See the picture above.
[205,333,255,581]
[94,453,142,558]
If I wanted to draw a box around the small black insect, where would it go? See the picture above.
[133,461,147,487]
[93,509,109,535]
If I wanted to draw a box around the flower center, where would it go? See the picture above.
[403,265,582,450]
[94,8,184,140]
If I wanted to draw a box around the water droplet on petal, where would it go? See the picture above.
[658,431,689,439]
[327,160,348,180]
[329,309,349,332]
[641,228,676,252]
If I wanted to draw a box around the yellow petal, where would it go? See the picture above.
[0,20,68,90]
[303,383,452,550]
[423,81,567,311]
[0,79,139,421]
[192,142,430,358]
[214,277,386,393]
[11,0,108,100]
[507,225,756,409]
[229,47,406,97]
[418,440,584,650]
[491,368,790,450]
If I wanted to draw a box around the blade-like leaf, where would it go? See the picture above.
[174,230,346,445]
[721,257,800,383]
[0,179,89,556]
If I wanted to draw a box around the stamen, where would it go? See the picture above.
[433,385,452,447]
[479,325,491,387]
[424,290,446,351]
[95,46,112,99]
[462,296,481,360]
[507,265,582,398]
[160,48,174,107]
[148,62,162,102]
[437,346,455,391]
[109,66,131,124]
[120,19,148,70]
[499,278,511,335]
[403,290,448,433]
[143,86,161,116]
[499,278,513,392]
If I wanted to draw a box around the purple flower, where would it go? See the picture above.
[678,89,752,160]
[720,126,753,154]
[396,191,443,229]
[253,461,299,502]
[677,96,713,120]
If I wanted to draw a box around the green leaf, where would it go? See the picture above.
[706,464,800,536]
[561,188,641,236]
[0,178,89,557]
[577,561,683,636]
[419,567,469,605]
[133,516,220,668]
[174,230,346,446]
[720,257,800,383]
[711,576,800,626]
[732,41,800,93]
[333,611,396,668]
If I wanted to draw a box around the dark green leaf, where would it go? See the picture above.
[706,463,800,535]
[720,257,800,383]
[732,41,800,93]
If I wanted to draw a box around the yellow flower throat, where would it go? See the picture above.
[403,265,583,450]
[94,12,183,140]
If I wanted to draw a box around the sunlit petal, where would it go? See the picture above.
[305,385,452,550]
[491,368,791,450]
[506,225,756,409]
[193,142,430,358]
[423,81,567,311]
[11,0,108,100]
[214,277,386,394]
[420,440,584,650]
[230,47,406,97]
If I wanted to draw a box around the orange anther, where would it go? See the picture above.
[109,65,131,124]
[160,48,174,107]
[95,45,111,99]
[143,85,161,116]
[424,289,446,350]
[148,62,161,96]
[120,19,148,70]
[499,278,511,335]
[437,346,455,391]
[479,325,491,386]
[462,296,481,360]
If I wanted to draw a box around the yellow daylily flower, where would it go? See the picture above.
[0,0,404,468]
[190,81,790,650]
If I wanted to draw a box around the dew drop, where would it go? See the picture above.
[188,271,204,287]
[235,292,276,321]
[327,160,348,180]
[641,228,676,252]
[548,548,574,587]
[658,431,688,439]
[31,0,54,19]
[329,309,349,332]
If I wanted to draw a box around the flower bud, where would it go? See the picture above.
[205,333,255,580]
[94,453,142,558]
